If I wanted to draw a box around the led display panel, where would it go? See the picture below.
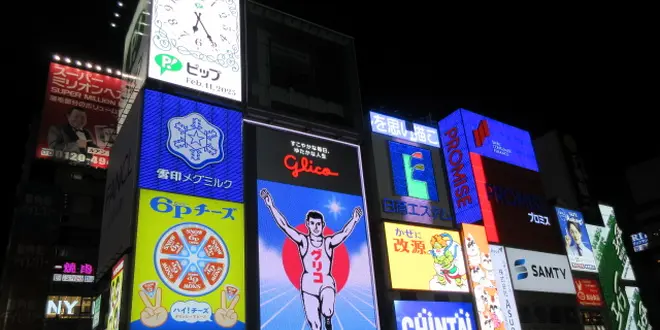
[555,207,597,272]
[130,189,245,329]
[573,279,603,307]
[107,257,125,330]
[489,245,522,330]
[461,224,505,330]
[139,90,243,202]
[148,0,242,101]
[384,222,469,293]
[370,111,440,148]
[369,113,453,226]
[505,248,575,294]
[393,300,477,330]
[253,123,379,329]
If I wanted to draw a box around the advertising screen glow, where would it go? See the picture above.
[504,248,575,294]
[555,207,597,272]
[393,300,477,330]
[92,295,102,329]
[489,245,522,330]
[574,279,603,307]
[130,189,245,329]
[108,257,125,330]
[461,224,504,330]
[148,0,242,101]
[139,90,243,202]
[384,222,468,293]
[631,232,649,252]
[254,124,378,329]
[370,111,440,148]
[624,286,652,330]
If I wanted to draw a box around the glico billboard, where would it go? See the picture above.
[369,111,453,226]
[438,110,561,253]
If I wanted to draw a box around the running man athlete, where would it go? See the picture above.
[260,188,363,330]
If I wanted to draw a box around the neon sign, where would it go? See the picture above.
[382,198,451,221]
[52,262,95,283]
[370,111,440,148]
[283,154,339,178]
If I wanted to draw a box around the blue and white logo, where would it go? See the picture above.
[514,258,528,280]
[167,112,225,170]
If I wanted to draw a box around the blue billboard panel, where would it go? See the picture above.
[459,109,538,172]
[388,141,439,201]
[393,300,477,330]
[139,90,243,202]
[555,207,597,272]
[370,111,440,148]
[438,110,481,224]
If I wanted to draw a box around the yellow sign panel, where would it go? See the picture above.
[130,189,245,329]
[384,221,469,292]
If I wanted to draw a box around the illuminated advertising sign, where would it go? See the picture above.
[92,295,102,329]
[139,90,243,202]
[461,224,505,330]
[624,286,652,330]
[254,124,378,329]
[384,222,468,293]
[369,111,440,148]
[504,248,575,294]
[474,156,562,254]
[393,300,477,330]
[35,62,123,169]
[631,232,649,252]
[148,0,242,101]
[555,207,597,272]
[438,110,481,224]
[573,279,603,307]
[108,257,125,330]
[45,296,93,319]
[369,125,452,225]
[51,261,95,283]
[130,189,244,329]
[586,205,643,330]
[489,245,522,330]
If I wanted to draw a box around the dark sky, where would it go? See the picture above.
[10,0,658,206]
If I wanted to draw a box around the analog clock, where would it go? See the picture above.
[152,0,240,71]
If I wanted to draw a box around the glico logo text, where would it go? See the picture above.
[283,154,339,178]
[443,127,473,208]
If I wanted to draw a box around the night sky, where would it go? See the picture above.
[10,0,657,206]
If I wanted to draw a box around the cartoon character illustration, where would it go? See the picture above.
[464,234,505,330]
[428,233,467,290]
[260,188,363,330]
[465,233,482,266]
[481,253,495,281]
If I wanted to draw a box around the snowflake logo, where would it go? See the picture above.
[166,112,225,169]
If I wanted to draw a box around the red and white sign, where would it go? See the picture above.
[35,63,124,169]
[574,278,603,307]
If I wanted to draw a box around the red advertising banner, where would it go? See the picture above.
[574,278,603,307]
[35,63,124,169]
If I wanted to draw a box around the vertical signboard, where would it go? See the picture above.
[92,295,102,329]
[555,207,597,272]
[393,300,477,330]
[129,189,245,329]
[461,224,505,330]
[383,222,468,293]
[489,245,522,330]
[107,257,125,330]
[573,279,603,308]
[624,286,652,330]
[254,124,378,329]
[369,111,452,226]
[148,0,242,101]
[139,89,243,202]
[35,62,123,168]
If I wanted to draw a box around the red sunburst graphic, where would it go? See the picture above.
[281,224,350,293]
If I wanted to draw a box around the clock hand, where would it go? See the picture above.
[193,12,201,33]
[197,17,214,43]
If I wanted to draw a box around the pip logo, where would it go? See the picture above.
[388,141,439,201]
[473,119,490,147]
[514,258,528,280]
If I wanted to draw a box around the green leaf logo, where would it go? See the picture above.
[154,54,182,75]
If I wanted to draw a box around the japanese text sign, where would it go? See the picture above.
[489,245,522,330]
[130,189,245,330]
[52,261,95,283]
[384,222,469,293]
[624,287,652,330]
[36,63,123,169]
[148,0,242,102]
[461,224,505,330]
[393,300,477,330]
[139,90,243,202]
[370,111,440,148]
[574,279,603,307]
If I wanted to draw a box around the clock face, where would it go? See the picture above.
[153,0,240,66]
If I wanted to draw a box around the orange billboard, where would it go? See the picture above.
[461,223,505,330]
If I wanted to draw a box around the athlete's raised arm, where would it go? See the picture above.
[260,188,304,244]
[329,206,363,247]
